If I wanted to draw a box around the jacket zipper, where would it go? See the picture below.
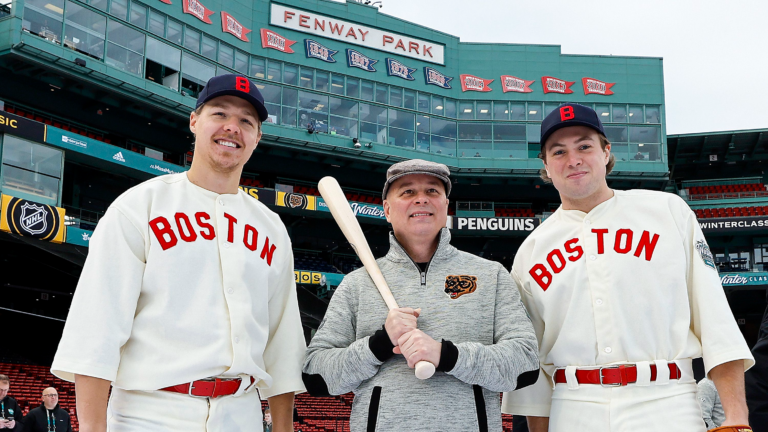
[392,235,433,287]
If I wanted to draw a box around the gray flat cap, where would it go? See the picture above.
[382,159,451,199]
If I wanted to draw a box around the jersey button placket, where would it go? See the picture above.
[584,219,615,363]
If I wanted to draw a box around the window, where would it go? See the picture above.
[89,0,108,12]
[1,135,63,206]
[417,93,429,113]
[431,96,444,116]
[315,70,329,92]
[612,105,627,123]
[180,53,214,97]
[360,103,386,144]
[109,0,127,21]
[604,126,628,144]
[628,105,643,123]
[148,9,164,37]
[389,87,402,107]
[281,88,298,127]
[300,67,314,88]
[218,43,234,69]
[360,80,373,101]
[526,123,541,143]
[64,1,106,60]
[527,102,542,120]
[298,91,328,132]
[476,101,491,120]
[330,97,358,137]
[459,101,473,119]
[129,0,146,28]
[444,99,456,118]
[23,0,65,43]
[388,109,415,130]
[251,56,265,79]
[184,27,200,53]
[145,37,180,90]
[234,50,248,74]
[258,82,281,124]
[166,18,182,45]
[595,104,610,121]
[431,118,457,156]
[345,77,359,98]
[106,20,145,75]
[493,124,526,158]
[416,115,429,152]
[375,84,388,104]
[330,74,344,95]
[646,106,660,123]
[403,89,415,110]
[201,34,216,60]
[283,64,298,85]
[267,60,281,81]
[544,103,560,118]
[493,101,508,120]
[509,102,525,120]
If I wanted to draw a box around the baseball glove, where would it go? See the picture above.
[708,426,752,432]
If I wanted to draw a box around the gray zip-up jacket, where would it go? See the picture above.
[303,229,539,432]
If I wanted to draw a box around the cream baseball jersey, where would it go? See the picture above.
[503,189,754,416]
[52,173,306,398]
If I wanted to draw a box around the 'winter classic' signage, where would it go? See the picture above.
[386,58,416,81]
[460,74,493,92]
[424,67,452,89]
[270,3,445,65]
[221,12,251,42]
[542,76,575,94]
[305,39,338,63]
[699,216,768,234]
[720,273,768,287]
[582,77,615,96]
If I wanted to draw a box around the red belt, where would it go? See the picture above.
[554,363,681,386]
[160,377,255,398]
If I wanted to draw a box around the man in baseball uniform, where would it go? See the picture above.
[502,103,754,432]
[303,159,539,432]
[51,74,306,432]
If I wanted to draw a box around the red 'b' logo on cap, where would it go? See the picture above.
[560,106,575,121]
[236,77,250,93]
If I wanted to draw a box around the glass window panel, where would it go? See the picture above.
[257,83,281,104]
[251,56,265,79]
[509,102,525,120]
[106,21,144,74]
[389,87,402,107]
[595,104,610,121]
[315,70,329,92]
[629,105,643,123]
[444,99,456,118]
[298,109,328,132]
[283,64,298,85]
[218,43,234,68]
[180,53,214,97]
[107,19,144,53]
[604,126,627,143]
[263,103,280,125]
[458,123,492,141]
[109,0,127,20]
[298,91,328,112]
[459,141,491,158]
[417,133,430,152]
[329,116,357,137]
[612,105,627,123]
[494,123,526,141]
[544,103,561,118]
[330,97,358,119]
[612,142,629,162]
[360,122,386,144]
[24,0,64,42]
[281,107,297,127]
[430,135,455,156]
[166,18,182,45]
[375,84,388,104]
[64,1,106,60]
[130,1,146,28]
[476,101,491,120]
[403,89,416,109]
[184,27,199,53]
[145,37,180,89]
[417,93,429,113]
[417,115,429,134]
[1,165,60,204]
[234,50,248,74]
[459,101,473,119]
[2,136,63,177]
[148,9,164,37]
[494,142,527,159]
[330,74,344,95]
[527,102,542,120]
[431,96,444,116]
[645,106,660,123]
[89,0,108,12]
[431,118,457,139]
[527,123,541,143]
[282,87,298,107]
[359,103,386,124]
[493,101,508,120]
[360,80,374,101]
[629,126,660,143]
[346,77,359,98]
[300,67,314,88]
[201,34,216,60]
[388,109,415,130]
[635,143,661,161]
[388,128,414,148]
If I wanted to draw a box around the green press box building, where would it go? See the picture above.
[0,0,667,210]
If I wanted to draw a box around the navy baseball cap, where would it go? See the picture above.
[196,74,269,123]
[540,103,606,150]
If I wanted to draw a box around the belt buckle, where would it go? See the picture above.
[599,366,621,387]
[187,381,208,398]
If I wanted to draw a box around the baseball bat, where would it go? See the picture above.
[318,176,436,380]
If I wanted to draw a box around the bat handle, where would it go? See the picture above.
[415,360,436,380]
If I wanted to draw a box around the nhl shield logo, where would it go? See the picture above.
[20,202,48,235]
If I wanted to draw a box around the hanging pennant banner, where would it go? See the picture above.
[386,58,416,81]
[501,75,534,93]
[582,77,615,95]
[460,74,493,92]
[182,0,214,24]
[221,12,251,42]
[305,39,338,63]
[159,0,171,4]
[346,49,377,72]
[260,29,297,53]
[424,67,452,89]
[542,76,575,94]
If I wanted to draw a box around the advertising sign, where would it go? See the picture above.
[0,194,66,243]
[0,111,46,142]
[699,216,768,234]
[451,217,540,232]
[720,273,768,287]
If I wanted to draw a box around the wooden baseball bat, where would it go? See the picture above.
[318,176,436,380]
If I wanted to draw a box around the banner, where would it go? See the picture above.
[0,111,46,142]
[276,191,318,210]
[424,67,452,89]
[720,273,768,287]
[182,0,214,24]
[460,74,493,92]
[0,194,66,243]
[317,199,387,220]
[221,12,251,42]
[386,58,416,81]
[260,29,296,53]
[346,49,377,72]
[294,270,344,287]
[542,76,575,94]
[451,217,539,232]
[305,39,338,63]
[501,75,534,93]
[238,186,276,204]
[65,226,92,247]
[582,77,615,95]
[699,216,768,233]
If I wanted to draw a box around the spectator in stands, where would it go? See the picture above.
[633,151,645,160]
[746,290,768,432]
[303,159,539,432]
[698,377,725,429]
[0,375,23,431]
[22,387,71,432]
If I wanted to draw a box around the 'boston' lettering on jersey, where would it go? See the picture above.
[529,228,661,290]
[148,211,278,266]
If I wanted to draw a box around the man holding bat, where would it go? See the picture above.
[303,159,539,432]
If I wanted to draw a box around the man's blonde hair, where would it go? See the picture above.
[538,135,615,184]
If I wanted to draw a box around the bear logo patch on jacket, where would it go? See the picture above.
[444,275,478,299]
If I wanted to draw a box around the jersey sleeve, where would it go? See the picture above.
[258,245,308,398]
[51,206,146,382]
[502,268,554,417]
[683,203,755,375]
